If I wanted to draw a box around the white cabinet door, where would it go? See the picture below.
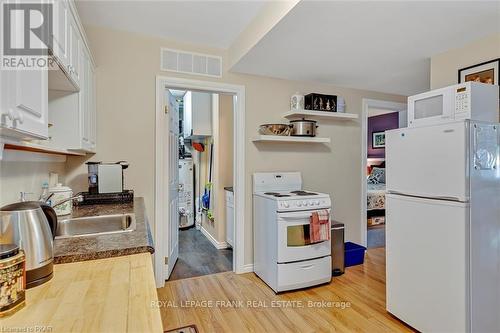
[0,69,48,140]
[80,46,89,147]
[10,69,49,139]
[191,92,212,136]
[183,91,212,138]
[74,47,96,153]
[68,14,80,85]
[89,63,96,151]
[0,10,48,140]
[0,69,13,129]
[52,0,69,69]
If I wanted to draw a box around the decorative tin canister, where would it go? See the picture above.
[49,183,73,216]
[0,244,26,317]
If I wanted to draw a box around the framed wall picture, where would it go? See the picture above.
[372,131,385,148]
[458,58,500,86]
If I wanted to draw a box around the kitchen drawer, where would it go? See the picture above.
[277,256,331,292]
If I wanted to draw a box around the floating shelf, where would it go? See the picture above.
[3,140,86,156]
[283,109,358,120]
[252,135,330,143]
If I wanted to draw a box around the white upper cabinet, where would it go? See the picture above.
[52,0,69,69]
[88,61,97,151]
[68,13,81,86]
[183,91,213,138]
[0,10,48,140]
[10,69,49,139]
[1,0,96,154]
[79,47,95,152]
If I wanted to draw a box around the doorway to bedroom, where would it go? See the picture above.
[361,99,407,249]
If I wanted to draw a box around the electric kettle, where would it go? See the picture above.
[0,201,57,288]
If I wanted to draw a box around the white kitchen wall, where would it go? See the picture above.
[430,33,500,89]
[0,151,66,206]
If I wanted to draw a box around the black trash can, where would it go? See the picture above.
[331,222,345,276]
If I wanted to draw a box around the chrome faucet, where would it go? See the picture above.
[52,194,84,208]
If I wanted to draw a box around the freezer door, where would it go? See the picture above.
[386,121,468,201]
[386,194,469,332]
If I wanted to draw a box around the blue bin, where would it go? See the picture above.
[344,242,366,267]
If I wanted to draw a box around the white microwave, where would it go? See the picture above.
[408,82,498,128]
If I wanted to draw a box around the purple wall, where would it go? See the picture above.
[367,112,399,158]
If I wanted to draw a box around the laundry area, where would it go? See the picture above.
[170,89,234,280]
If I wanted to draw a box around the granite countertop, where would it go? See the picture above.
[53,197,154,264]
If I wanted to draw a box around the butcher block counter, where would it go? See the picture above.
[1,253,163,333]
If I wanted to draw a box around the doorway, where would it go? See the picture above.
[361,99,407,249]
[155,77,246,287]
[169,89,233,280]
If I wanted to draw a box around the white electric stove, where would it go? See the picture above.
[253,172,332,292]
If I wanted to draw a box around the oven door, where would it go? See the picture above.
[408,87,454,127]
[277,209,331,263]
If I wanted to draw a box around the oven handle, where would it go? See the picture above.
[277,209,330,220]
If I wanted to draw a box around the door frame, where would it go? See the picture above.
[155,76,246,287]
[360,98,407,247]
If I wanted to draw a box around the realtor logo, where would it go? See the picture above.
[1,1,54,69]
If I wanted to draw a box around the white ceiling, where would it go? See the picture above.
[232,1,500,96]
[75,0,266,49]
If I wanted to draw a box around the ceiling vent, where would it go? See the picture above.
[161,48,222,78]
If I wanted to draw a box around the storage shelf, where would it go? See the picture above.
[3,140,86,156]
[252,135,330,143]
[283,109,358,120]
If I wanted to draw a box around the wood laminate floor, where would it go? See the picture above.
[169,227,233,281]
[157,248,415,332]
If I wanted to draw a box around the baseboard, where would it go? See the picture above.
[238,264,254,274]
[200,226,229,249]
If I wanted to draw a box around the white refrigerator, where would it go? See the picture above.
[385,120,500,333]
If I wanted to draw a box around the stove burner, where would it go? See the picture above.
[290,191,318,196]
[264,192,280,195]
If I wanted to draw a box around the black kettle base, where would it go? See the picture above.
[26,262,53,289]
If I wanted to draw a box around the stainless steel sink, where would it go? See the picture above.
[55,213,136,239]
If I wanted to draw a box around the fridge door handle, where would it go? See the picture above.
[387,191,463,202]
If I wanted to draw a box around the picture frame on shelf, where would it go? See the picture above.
[372,131,385,148]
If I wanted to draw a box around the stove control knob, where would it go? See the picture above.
[283,202,289,208]
[304,200,309,206]
[296,201,302,207]
[315,201,320,205]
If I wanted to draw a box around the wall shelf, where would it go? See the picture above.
[252,135,330,143]
[283,109,358,120]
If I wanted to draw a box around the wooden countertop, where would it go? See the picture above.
[2,253,163,333]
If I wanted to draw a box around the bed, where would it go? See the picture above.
[367,183,386,210]
[366,166,386,227]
